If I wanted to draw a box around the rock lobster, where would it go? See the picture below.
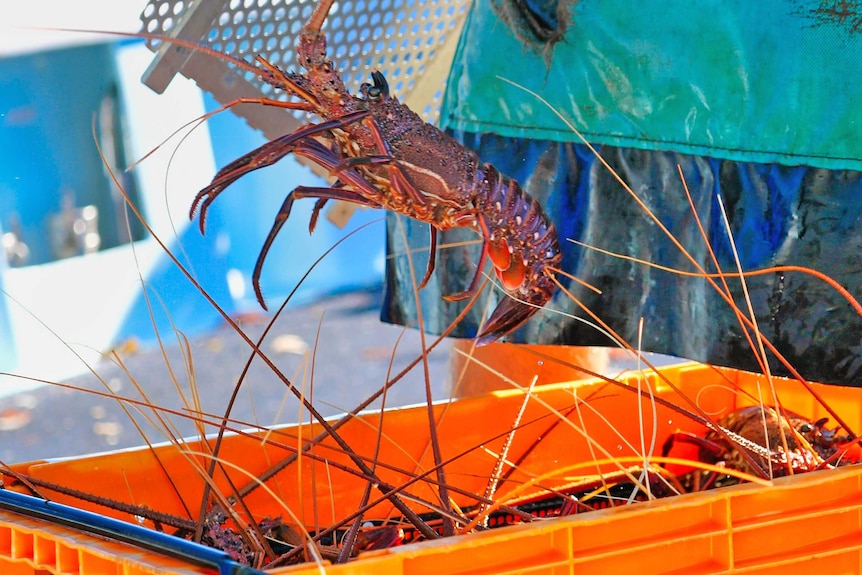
[663,405,859,479]
[191,0,562,343]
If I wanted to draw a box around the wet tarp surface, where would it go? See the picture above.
[381,0,862,384]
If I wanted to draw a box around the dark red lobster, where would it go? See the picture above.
[663,405,859,479]
[191,0,561,343]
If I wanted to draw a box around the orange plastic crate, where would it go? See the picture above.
[4,362,862,574]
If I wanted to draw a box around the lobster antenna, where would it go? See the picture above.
[306,0,337,34]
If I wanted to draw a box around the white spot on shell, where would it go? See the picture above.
[515,215,522,225]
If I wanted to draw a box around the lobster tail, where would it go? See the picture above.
[475,165,561,344]
[476,294,543,345]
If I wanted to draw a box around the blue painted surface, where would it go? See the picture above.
[0,39,387,356]
[0,219,18,373]
[0,43,145,266]
[111,227,236,344]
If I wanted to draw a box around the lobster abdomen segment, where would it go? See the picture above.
[475,165,562,343]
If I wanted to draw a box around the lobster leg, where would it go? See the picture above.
[442,235,489,302]
[337,148,449,291]
[418,228,437,290]
[249,137,392,308]
[191,110,371,231]
[337,153,431,210]
[309,198,329,233]
[252,185,379,309]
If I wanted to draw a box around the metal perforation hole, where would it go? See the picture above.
[288,2,303,20]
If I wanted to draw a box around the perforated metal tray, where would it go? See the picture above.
[139,0,470,139]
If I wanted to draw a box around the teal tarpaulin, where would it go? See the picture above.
[443,0,862,171]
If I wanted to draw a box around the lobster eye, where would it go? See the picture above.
[798,423,813,433]
[367,86,382,101]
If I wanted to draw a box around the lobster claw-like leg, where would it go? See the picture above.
[190,110,370,231]
[249,138,386,309]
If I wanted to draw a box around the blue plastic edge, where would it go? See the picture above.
[0,489,262,575]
